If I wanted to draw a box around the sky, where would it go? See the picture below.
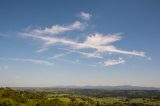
[0,0,160,87]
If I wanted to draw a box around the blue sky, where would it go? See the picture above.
[0,0,160,87]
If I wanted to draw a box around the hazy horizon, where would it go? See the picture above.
[0,0,160,87]
[2,85,160,88]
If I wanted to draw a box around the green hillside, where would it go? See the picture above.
[0,87,160,106]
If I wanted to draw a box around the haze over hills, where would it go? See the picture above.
[11,85,160,91]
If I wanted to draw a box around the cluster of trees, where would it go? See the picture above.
[0,88,96,106]
[0,87,160,106]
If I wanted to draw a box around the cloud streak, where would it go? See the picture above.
[49,52,71,60]
[12,58,53,66]
[31,21,86,35]
[104,58,126,66]
[19,12,146,67]
[59,48,103,59]
[21,32,145,57]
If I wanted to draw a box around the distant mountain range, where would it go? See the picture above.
[11,85,160,90]
[48,85,160,90]
[81,85,160,90]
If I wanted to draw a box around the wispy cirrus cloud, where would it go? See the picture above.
[19,11,146,67]
[48,52,72,60]
[0,57,53,66]
[21,32,145,57]
[53,58,80,64]
[104,58,126,66]
[72,50,103,59]
[58,48,103,59]
[49,53,67,59]
[30,21,86,35]
[12,58,53,66]
[79,12,92,20]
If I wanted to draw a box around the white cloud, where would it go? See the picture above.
[84,33,121,46]
[49,54,66,59]
[104,58,126,66]
[59,48,103,59]
[49,52,71,60]
[12,58,53,66]
[19,12,146,67]
[79,12,92,20]
[31,21,86,35]
[75,51,103,59]
[37,45,49,53]
[55,58,80,64]
[21,32,145,57]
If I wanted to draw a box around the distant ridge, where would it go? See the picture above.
[12,85,160,90]
[81,85,160,90]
